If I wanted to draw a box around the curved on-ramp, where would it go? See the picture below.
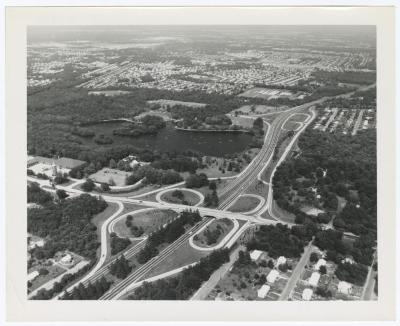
[156,187,205,207]
[188,218,240,251]
[225,193,265,215]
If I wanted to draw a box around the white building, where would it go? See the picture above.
[28,239,45,250]
[28,270,39,282]
[250,250,263,262]
[302,288,313,301]
[338,281,352,295]
[341,257,355,265]
[257,285,271,299]
[276,256,287,267]
[309,272,321,287]
[267,269,279,284]
[60,253,73,265]
[314,258,327,270]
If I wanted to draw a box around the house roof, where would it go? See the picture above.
[302,288,313,301]
[257,285,270,298]
[309,272,321,286]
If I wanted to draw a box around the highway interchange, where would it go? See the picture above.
[28,85,375,300]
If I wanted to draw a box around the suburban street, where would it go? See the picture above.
[27,83,375,301]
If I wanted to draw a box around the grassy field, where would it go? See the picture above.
[114,209,178,238]
[160,189,201,206]
[289,113,309,123]
[228,196,261,213]
[141,240,209,280]
[270,200,296,223]
[193,218,234,248]
[282,120,302,131]
[118,203,151,217]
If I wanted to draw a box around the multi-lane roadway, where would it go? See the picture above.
[29,84,374,300]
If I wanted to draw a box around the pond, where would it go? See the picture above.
[79,122,253,156]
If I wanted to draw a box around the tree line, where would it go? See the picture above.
[137,210,202,264]
[129,249,230,300]
[28,189,108,261]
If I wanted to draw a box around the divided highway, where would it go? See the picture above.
[100,217,212,300]
[37,85,373,300]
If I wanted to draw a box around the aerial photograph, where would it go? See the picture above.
[26,25,377,301]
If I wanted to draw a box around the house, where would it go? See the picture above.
[341,257,355,265]
[267,269,279,284]
[314,258,327,270]
[28,239,45,250]
[276,256,286,267]
[60,253,73,265]
[338,281,352,295]
[309,272,320,287]
[250,250,263,262]
[257,285,271,299]
[302,288,313,301]
[28,270,40,282]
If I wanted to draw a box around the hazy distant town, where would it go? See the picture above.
[27,26,377,301]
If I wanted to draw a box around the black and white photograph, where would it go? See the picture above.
[4,5,397,323]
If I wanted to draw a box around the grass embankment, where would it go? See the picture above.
[193,218,234,248]
[160,189,201,206]
[113,209,178,238]
[228,196,261,213]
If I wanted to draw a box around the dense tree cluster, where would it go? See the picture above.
[61,277,111,300]
[130,249,230,300]
[246,223,315,258]
[53,172,69,185]
[314,229,375,266]
[27,82,249,159]
[125,215,144,237]
[273,130,294,161]
[28,193,107,260]
[31,261,94,299]
[151,156,201,174]
[126,165,182,186]
[273,128,376,236]
[110,233,131,256]
[234,250,254,268]
[81,179,96,192]
[312,70,376,85]
[109,255,133,279]
[137,210,202,264]
[204,190,219,207]
[113,115,166,137]
[93,134,113,145]
[28,182,53,205]
[335,262,368,286]
[185,173,209,188]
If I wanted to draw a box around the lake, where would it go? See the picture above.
[79,122,253,156]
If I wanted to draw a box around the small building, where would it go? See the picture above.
[309,272,320,287]
[338,281,352,295]
[302,288,313,301]
[314,258,327,270]
[60,253,73,265]
[267,269,279,284]
[28,239,45,250]
[257,285,271,299]
[28,270,39,282]
[276,256,286,267]
[250,250,263,262]
[341,257,355,265]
